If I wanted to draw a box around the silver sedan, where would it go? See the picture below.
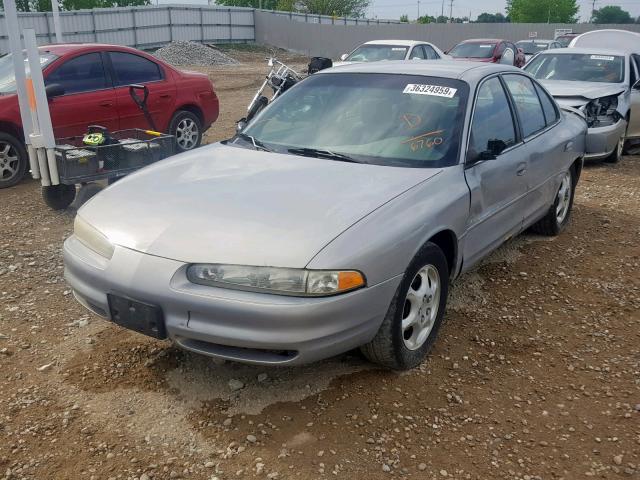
[63,61,587,370]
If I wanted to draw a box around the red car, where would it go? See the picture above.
[447,38,526,68]
[0,43,219,188]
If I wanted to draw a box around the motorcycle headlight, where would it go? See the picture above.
[187,264,365,297]
[73,215,114,259]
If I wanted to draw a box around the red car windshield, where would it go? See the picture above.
[0,52,58,94]
[449,42,496,59]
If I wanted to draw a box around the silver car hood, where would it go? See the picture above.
[80,143,442,267]
[540,80,626,107]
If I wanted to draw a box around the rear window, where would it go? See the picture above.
[449,42,496,59]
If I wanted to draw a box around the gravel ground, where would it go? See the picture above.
[155,41,239,67]
[0,46,639,480]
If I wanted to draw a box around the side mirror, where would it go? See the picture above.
[45,83,65,99]
[340,53,348,61]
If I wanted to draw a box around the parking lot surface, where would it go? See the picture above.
[0,47,639,480]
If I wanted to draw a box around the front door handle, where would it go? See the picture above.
[159,94,171,99]
[516,163,527,176]
[99,102,113,107]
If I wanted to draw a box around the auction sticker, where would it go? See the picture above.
[590,55,615,61]
[403,84,457,98]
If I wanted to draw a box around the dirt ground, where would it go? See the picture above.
[1,46,639,480]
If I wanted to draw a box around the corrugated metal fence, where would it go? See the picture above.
[255,11,640,58]
[267,10,401,25]
[0,5,254,54]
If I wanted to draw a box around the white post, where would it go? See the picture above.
[3,0,40,179]
[24,28,59,185]
[51,0,63,43]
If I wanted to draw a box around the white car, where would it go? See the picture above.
[335,40,447,66]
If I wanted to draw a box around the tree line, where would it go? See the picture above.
[1,0,639,25]
[405,1,640,24]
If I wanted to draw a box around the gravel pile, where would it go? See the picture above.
[155,41,239,66]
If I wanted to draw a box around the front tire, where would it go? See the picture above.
[603,135,624,164]
[169,110,202,153]
[42,184,76,210]
[0,132,28,189]
[361,242,449,370]
[531,168,575,236]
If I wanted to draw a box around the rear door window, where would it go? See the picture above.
[503,74,546,137]
[534,83,559,125]
[410,46,427,60]
[109,52,162,86]
[423,45,439,59]
[45,52,108,95]
[469,76,517,157]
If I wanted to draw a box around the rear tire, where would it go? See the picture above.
[531,168,575,236]
[169,110,202,153]
[0,132,28,189]
[42,184,76,211]
[361,242,449,370]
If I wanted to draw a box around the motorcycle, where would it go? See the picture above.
[237,56,333,131]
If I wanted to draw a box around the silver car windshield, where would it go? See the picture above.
[241,73,469,168]
[525,53,625,83]
[0,52,57,94]
[345,45,409,62]
[448,43,496,58]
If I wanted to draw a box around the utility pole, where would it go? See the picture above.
[449,0,453,22]
[591,0,597,22]
[417,0,420,19]
[440,0,444,21]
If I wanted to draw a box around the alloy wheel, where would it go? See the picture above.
[555,171,572,224]
[175,118,199,150]
[0,141,20,182]
[402,265,441,350]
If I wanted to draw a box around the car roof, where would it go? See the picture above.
[322,60,521,82]
[542,47,627,57]
[517,39,555,43]
[37,43,141,56]
[362,40,431,47]
[458,38,504,44]
[569,29,640,53]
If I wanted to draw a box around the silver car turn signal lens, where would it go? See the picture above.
[187,264,365,296]
[73,215,115,260]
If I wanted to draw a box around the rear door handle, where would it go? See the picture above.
[99,102,113,107]
[516,163,527,176]
[159,94,171,99]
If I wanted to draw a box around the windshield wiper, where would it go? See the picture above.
[236,133,271,152]
[287,147,362,163]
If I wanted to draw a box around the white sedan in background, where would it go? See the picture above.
[335,40,447,66]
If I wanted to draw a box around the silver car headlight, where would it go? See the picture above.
[583,95,621,127]
[187,264,366,296]
[73,215,114,259]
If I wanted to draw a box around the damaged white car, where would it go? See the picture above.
[524,47,637,163]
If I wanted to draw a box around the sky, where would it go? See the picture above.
[156,0,640,22]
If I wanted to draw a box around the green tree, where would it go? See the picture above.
[592,5,633,24]
[476,12,508,22]
[215,0,280,9]
[417,14,435,23]
[506,0,578,23]
[399,13,408,22]
[297,0,370,17]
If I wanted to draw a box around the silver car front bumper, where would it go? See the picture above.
[63,235,401,366]
[584,119,627,160]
